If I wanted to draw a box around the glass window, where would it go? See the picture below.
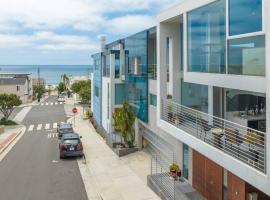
[150,94,157,107]
[183,144,189,180]
[187,0,226,73]
[229,0,262,36]
[115,84,125,105]
[104,54,110,77]
[228,35,265,76]
[94,86,99,97]
[181,79,208,113]
[115,53,120,79]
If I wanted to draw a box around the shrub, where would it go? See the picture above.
[0,118,17,126]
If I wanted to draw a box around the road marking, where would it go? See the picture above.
[55,102,58,105]
[60,102,63,105]
[48,133,58,138]
[28,125,34,132]
[53,123,58,129]
[41,103,44,106]
[37,124,42,131]
[50,102,54,105]
[45,123,50,130]
[45,102,49,105]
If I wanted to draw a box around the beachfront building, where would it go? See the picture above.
[155,0,270,199]
[0,73,33,104]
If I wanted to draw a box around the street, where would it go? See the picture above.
[0,95,88,200]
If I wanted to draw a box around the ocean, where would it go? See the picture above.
[0,65,93,85]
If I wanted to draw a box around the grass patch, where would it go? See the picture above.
[0,118,17,126]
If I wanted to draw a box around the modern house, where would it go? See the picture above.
[0,73,33,104]
[90,0,270,199]
[155,0,270,199]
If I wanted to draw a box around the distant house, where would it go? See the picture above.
[0,73,33,104]
[32,78,46,86]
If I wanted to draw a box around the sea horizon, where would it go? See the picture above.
[0,65,93,85]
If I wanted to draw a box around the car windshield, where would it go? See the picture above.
[59,124,72,129]
[63,139,79,145]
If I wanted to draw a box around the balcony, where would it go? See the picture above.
[161,99,267,173]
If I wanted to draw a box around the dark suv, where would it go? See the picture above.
[59,133,84,159]
[57,122,74,138]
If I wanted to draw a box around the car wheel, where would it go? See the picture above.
[60,155,65,159]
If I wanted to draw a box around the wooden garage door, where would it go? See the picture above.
[192,150,223,200]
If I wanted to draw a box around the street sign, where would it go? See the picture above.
[72,107,78,114]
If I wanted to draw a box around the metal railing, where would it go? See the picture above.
[161,99,267,174]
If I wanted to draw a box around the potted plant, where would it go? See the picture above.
[169,163,181,180]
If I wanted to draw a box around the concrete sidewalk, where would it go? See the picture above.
[0,126,25,155]
[70,107,160,200]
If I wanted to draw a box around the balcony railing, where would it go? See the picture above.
[161,99,267,174]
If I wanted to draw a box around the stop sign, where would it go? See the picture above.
[72,107,78,114]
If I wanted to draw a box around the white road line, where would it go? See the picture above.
[45,103,49,106]
[55,102,58,105]
[60,102,63,105]
[50,102,54,105]
[37,124,42,131]
[48,133,58,138]
[53,123,58,129]
[41,103,44,106]
[48,133,51,138]
[45,123,50,130]
[28,125,34,132]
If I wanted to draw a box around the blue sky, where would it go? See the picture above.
[0,0,180,65]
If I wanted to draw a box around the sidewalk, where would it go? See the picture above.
[71,107,160,200]
[0,126,25,154]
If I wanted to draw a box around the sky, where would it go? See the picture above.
[0,0,180,65]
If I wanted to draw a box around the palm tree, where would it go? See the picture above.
[61,74,70,90]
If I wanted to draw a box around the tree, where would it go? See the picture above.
[33,85,46,102]
[71,80,91,104]
[0,94,22,119]
[57,82,65,93]
[79,87,90,104]
[113,101,135,148]
[61,74,70,90]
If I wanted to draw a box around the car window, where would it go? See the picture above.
[59,124,72,129]
[63,139,79,145]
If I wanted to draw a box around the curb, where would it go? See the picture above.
[0,127,25,155]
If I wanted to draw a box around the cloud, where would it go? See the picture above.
[0,31,99,51]
[106,15,156,35]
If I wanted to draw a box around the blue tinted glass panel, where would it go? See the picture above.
[125,30,149,122]
[187,0,226,73]
[228,35,265,76]
[183,144,189,179]
[181,79,208,113]
[150,94,157,107]
[115,53,120,79]
[115,84,125,105]
[229,0,262,36]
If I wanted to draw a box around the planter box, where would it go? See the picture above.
[113,147,139,157]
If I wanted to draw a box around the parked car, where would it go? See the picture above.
[57,95,65,102]
[57,122,74,138]
[59,133,84,159]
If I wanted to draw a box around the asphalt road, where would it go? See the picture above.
[0,95,88,200]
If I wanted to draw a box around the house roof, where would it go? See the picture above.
[0,77,27,85]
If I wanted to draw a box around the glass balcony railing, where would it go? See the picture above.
[161,99,267,174]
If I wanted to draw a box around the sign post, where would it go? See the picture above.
[72,107,78,127]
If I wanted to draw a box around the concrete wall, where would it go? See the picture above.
[0,82,29,104]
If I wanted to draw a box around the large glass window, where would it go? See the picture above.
[104,54,110,77]
[187,0,226,73]
[115,84,125,105]
[229,0,262,36]
[228,35,265,76]
[181,80,208,113]
[183,144,189,180]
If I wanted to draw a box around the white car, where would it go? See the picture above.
[58,96,65,102]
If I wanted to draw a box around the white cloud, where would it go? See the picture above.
[0,31,99,51]
[106,15,156,35]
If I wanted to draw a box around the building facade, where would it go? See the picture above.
[157,0,270,199]
[90,1,270,198]
[0,73,33,104]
